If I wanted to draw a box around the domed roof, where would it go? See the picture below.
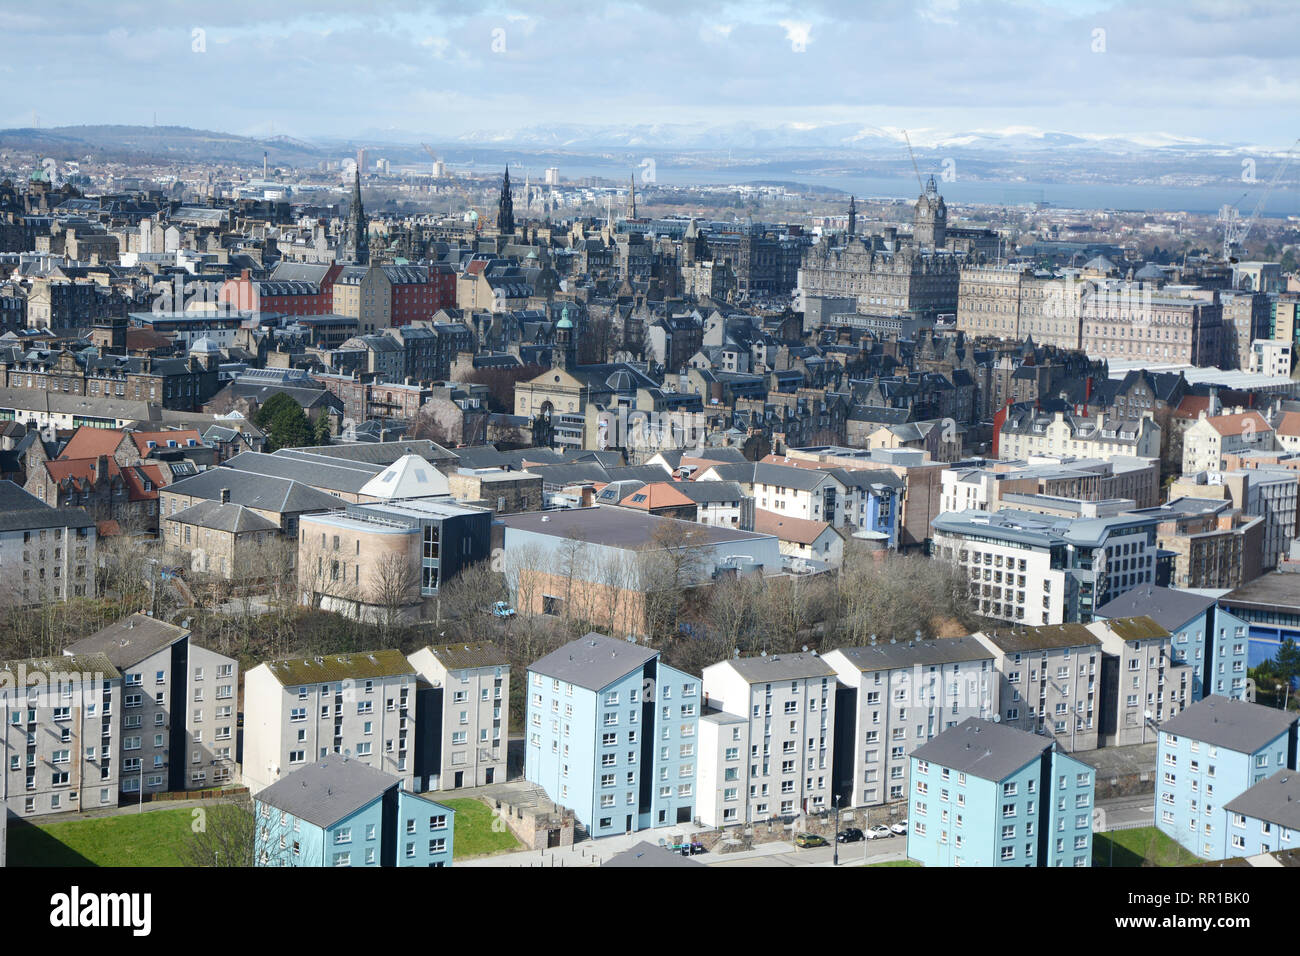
[190,337,220,354]
[556,306,573,330]
[1083,254,1117,273]
[605,369,634,391]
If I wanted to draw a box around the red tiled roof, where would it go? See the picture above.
[753,508,836,546]
[1207,411,1271,437]
[130,430,203,455]
[1276,411,1300,438]
[43,459,166,501]
[59,427,125,459]
[619,482,695,510]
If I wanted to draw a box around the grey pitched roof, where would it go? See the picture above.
[528,632,657,692]
[223,450,380,494]
[830,637,993,674]
[976,622,1102,653]
[66,613,188,667]
[1223,770,1300,831]
[1095,586,1215,632]
[1159,696,1298,755]
[167,499,280,534]
[602,840,706,867]
[723,651,836,683]
[910,717,1051,782]
[256,754,399,829]
[164,467,344,514]
[0,479,94,531]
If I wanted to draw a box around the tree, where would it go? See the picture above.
[313,414,332,446]
[370,550,420,636]
[183,797,256,867]
[253,393,314,452]
[1274,638,1300,685]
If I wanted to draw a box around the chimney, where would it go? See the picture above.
[96,454,108,482]
[219,488,230,504]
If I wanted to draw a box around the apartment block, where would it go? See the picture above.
[243,651,417,795]
[65,614,239,796]
[0,480,97,606]
[254,754,454,867]
[1092,616,1192,747]
[525,633,700,837]
[1222,771,1300,859]
[973,623,1103,752]
[699,652,837,825]
[407,643,509,791]
[1155,695,1298,859]
[823,637,997,809]
[907,718,1095,867]
[1096,586,1251,701]
[0,654,121,816]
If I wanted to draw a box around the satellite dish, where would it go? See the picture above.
[1143,710,1152,721]
[992,714,1001,723]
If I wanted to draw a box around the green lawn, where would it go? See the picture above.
[440,798,522,859]
[1093,827,1204,867]
[8,808,197,867]
[866,859,921,867]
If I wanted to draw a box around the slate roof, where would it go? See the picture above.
[911,718,1050,782]
[256,754,399,829]
[0,480,94,531]
[66,613,189,667]
[163,467,344,514]
[1160,695,1298,754]
[167,499,279,534]
[977,622,1103,653]
[830,636,993,673]
[722,651,836,683]
[1095,586,1215,632]
[422,642,510,671]
[529,632,657,692]
[1223,771,1300,831]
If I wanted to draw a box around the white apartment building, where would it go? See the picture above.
[999,409,1161,462]
[407,643,509,791]
[0,653,121,816]
[973,623,1103,752]
[0,482,97,606]
[699,652,837,825]
[823,637,997,809]
[65,614,239,796]
[243,650,417,794]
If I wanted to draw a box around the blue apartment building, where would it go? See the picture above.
[907,718,1095,868]
[1096,586,1251,701]
[526,632,701,838]
[254,753,454,867]
[1222,770,1300,858]
[1154,695,1298,859]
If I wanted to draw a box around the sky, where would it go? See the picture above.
[1,0,1296,148]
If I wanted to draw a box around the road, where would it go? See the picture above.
[1096,794,1155,831]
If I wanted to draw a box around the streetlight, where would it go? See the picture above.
[832,794,840,866]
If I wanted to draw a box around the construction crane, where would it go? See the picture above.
[901,129,926,192]
[421,142,438,179]
[1218,137,1300,261]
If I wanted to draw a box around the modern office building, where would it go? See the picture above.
[1154,695,1298,859]
[907,718,1095,867]
[254,754,454,867]
[525,632,700,837]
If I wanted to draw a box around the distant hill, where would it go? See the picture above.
[0,125,329,166]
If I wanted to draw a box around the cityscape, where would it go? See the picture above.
[0,0,1296,933]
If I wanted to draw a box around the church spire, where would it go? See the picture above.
[344,165,368,264]
[496,165,515,235]
[847,195,856,238]
[627,173,637,220]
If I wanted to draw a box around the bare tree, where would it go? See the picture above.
[370,550,421,636]
[183,795,256,868]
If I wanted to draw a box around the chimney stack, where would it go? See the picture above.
[219,488,230,504]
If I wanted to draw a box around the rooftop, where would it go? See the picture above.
[1223,770,1300,832]
[1160,695,1297,754]
[911,718,1050,783]
[528,632,658,692]
[260,650,415,687]
[255,754,399,830]
[65,613,189,667]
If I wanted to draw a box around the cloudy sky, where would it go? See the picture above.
[1,0,1295,147]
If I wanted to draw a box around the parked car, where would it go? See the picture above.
[865,824,893,839]
[490,601,516,618]
[795,833,829,848]
[836,827,864,843]
[890,820,908,835]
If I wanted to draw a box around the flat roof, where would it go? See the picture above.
[1221,573,1300,614]
[500,505,770,550]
